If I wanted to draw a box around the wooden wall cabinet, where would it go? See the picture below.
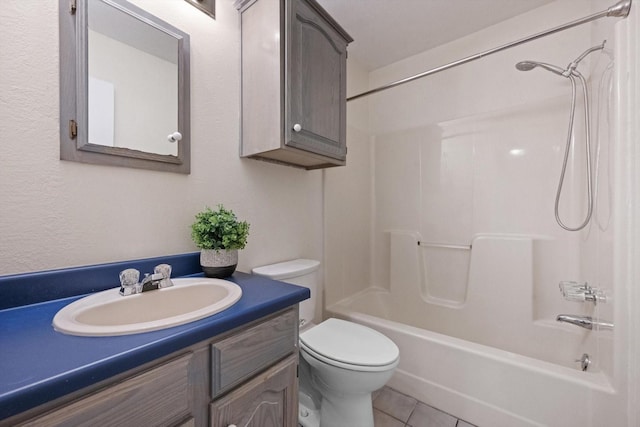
[235,0,353,169]
[9,308,298,427]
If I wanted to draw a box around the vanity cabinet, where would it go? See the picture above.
[235,0,353,169]
[8,308,298,427]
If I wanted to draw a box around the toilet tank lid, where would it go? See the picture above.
[251,259,320,280]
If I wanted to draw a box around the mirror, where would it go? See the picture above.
[59,0,191,174]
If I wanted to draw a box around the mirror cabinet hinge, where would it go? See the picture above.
[69,120,77,139]
[70,0,77,14]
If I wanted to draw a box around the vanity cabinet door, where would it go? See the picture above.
[284,0,349,162]
[210,354,298,427]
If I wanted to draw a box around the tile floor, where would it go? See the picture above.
[372,387,476,427]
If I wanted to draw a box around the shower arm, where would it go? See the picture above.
[564,41,607,76]
[347,0,632,102]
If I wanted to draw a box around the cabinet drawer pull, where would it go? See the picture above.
[292,123,302,132]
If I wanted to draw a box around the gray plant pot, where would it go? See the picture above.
[200,249,238,278]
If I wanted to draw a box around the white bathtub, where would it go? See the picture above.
[327,288,621,427]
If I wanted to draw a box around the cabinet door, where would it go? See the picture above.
[286,0,348,161]
[210,355,298,427]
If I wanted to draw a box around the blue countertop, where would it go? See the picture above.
[0,263,309,420]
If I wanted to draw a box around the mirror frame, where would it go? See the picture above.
[59,0,191,174]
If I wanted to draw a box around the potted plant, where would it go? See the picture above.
[191,205,250,278]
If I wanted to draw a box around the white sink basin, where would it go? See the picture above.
[53,278,242,336]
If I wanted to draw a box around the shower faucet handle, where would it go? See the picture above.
[559,281,588,302]
[559,281,607,304]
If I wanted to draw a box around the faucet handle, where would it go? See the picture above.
[119,268,140,296]
[559,281,606,304]
[154,264,174,288]
[559,281,589,302]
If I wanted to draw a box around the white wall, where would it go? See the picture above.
[0,0,323,276]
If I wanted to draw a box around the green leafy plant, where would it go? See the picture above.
[191,205,250,251]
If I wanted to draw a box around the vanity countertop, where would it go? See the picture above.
[0,271,309,420]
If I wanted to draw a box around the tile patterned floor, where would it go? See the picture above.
[372,387,476,427]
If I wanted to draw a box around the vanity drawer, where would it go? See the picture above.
[211,308,297,397]
[19,353,194,427]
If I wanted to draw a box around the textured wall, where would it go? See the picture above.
[323,59,372,308]
[0,0,323,275]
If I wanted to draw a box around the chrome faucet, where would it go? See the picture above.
[140,272,165,292]
[556,314,613,331]
[119,264,174,296]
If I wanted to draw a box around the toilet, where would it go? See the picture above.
[252,259,399,427]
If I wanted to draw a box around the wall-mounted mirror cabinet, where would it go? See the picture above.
[59,0,191,174]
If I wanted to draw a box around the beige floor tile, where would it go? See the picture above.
[372,387,384,402]
[456,420,476,427]
[407,402,457,427]
[374,409,406,427]
[373,387,417,423]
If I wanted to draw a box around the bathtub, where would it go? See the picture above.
[327,288,620,427]
[326,288,622,427]
[325,234,622,426]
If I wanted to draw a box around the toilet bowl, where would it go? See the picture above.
[299,318,399,427]
[252,259,400,427]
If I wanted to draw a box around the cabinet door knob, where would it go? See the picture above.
[167,131,182,142]
[292,123,302,132]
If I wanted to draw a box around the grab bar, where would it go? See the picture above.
[417,241,471,250]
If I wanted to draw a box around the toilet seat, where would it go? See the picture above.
[299,318,399,372]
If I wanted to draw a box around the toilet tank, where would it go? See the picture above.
[252,259,320,327]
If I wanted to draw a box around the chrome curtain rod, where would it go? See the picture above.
[347,0,632,102]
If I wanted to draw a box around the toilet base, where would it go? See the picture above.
[299,361,376,427]
[320,393,374,427]
[298,393,374,427]
[298,392,320,427]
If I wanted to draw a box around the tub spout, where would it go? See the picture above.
[556,314,613,331]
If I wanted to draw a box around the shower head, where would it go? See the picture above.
[515,61,537,71]
[515,61,567,76]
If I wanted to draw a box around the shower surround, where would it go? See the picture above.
[324,0,638,425]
